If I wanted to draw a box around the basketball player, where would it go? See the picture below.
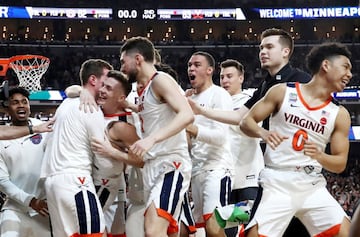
[41,59,113,237]
[66,70,143,237]
[120,61,195,237]
[217,59,264,237]
[123,72,146,237]
[120,36,194,237]
[90,70,142,237]
[0,87,50,237]
[241,42,352,237]
[70,62,168,237]
[186,28,311,236]
[186,51,234,237]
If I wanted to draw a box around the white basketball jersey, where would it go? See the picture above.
[137,72,189,161]
[126,82,142,138]
[230,90,264,189]
[92,113,132,178]
[265,83,339,170]
[190,84,234,175]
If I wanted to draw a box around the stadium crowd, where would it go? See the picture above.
[0,42,359,91]
[324,153,360,217]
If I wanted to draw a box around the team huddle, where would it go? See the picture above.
[0,28,357,237]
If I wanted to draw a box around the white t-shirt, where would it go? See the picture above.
[41,97,106,177]
[0,118,48,213]
[190,84,234,176]
[229,90,264,189]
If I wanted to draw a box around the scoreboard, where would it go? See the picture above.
[0,6,112,19]
[0,6,246,20]
[156,8,246,20]
[0,6,359,20]
[117,8,246,20]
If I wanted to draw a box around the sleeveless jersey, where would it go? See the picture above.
[137,71,189,161]
[265,82,339,170]
[126,82,142,138]
[92,112,133,178]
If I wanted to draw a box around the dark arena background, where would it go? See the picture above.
[0,0,359,236]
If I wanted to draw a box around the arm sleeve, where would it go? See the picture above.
[84,110,114,165]
[85,109,106,141]
[195,89,233,146]
[0,156,34,208]
[196,122,228,146]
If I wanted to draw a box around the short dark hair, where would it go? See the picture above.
[79,59,113,85]
[220,59,244,75]
[121,36,155,63]
[191,51,216,68]
[8,87,30,99]
[107,70,132,97]
[261,28,294,58]
[306,42,352,75]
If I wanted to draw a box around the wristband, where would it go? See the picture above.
[28,124,34,134]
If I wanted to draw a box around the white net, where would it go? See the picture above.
[9,55,50,91]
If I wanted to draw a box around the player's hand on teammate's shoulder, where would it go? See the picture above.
[33,118,55,133]
[65,85,82,98]
[65,85,98,112]
[187,97,203,115]
[185,88,196,97]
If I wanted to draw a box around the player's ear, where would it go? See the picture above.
[207,66,214,76]
[117,95,126,103]
[321,59,331,72]
[88,75,97,86]
[282,47,290,59]
[135,53,143,65]
[239,74,244,84]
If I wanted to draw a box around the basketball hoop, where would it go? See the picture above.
[9,55,50,91]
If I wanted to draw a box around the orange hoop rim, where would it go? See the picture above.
[9,54,50,70]
[9,54,50,62]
